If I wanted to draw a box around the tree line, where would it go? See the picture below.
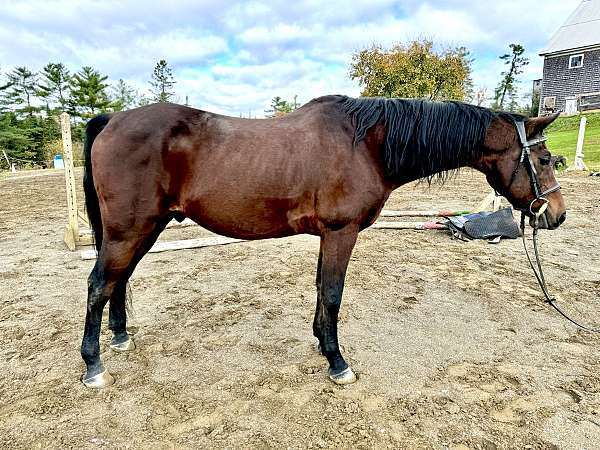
[0,60,177,168]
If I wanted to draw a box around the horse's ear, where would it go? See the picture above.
[525,112,560,138]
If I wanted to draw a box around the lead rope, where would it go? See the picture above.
[521,213,600,333]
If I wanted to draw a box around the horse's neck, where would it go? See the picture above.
[385,149,472,187]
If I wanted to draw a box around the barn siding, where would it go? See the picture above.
[540,48,600,114]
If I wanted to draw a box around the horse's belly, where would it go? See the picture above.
[181,193,320,240]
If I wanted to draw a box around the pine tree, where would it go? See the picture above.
[69,66,110,118]
[493,44,529,111]
[137,93,151,106]
[111,79,136,111]
[0,112,59,167]
[0,67,38,117]
[37,63,71,111]
[150,60,176,102]
[0,65,7,114]
[0,113,27,168]
[0,65,64,167]
[264,96,298,117]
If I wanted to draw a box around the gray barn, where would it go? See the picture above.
[539,0,600,115]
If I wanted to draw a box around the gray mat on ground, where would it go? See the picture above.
[446,208,521,240]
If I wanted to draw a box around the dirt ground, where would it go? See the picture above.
[0,168,599,449]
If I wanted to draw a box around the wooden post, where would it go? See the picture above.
[61,113,79,250]
[369,221,446,230]
[380,209,470,217]
[569,116,587,171]
[492,194,502,212]
[474,191,503,213]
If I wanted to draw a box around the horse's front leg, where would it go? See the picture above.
[314,225,358,385]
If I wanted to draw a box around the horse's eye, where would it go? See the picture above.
[539,156,551,166]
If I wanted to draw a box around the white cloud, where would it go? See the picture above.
[238,24,314,46]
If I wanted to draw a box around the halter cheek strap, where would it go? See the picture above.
[513,121,561,217]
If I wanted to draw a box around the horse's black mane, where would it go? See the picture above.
[334,95,522,182]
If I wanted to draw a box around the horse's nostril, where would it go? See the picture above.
[558,212,566,225]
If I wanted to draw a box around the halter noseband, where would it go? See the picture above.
[510,120,561,218]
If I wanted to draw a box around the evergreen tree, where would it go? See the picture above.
[0,66,7,114]
[150,60,176,102]
[493,44,529,111]
[0,112,28,168]
[0,67,38,117]
[265,96,299,117]
[0,65,70,167]
[530,89,540,117]
[37,62,71,111]
[0,112,59,167]
[111,79,136,111]
[69,66,110,118]
[137,93,151,106]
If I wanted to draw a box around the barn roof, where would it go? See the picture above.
[540,0,600,55]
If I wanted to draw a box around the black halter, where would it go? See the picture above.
[512,120,600,333]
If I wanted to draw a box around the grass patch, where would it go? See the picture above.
[546,112,600,170]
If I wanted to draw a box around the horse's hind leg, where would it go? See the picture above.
[81,251,128,388]
[81,221,167,388]
[312,239,323,350]
[108,281,135,352]
[107,219,168,353]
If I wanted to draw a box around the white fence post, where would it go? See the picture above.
[570,116,588,171]
[2,149,10,167]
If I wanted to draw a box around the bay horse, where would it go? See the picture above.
[80,95,566,388]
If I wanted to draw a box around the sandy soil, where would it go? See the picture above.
[0,168,599,449]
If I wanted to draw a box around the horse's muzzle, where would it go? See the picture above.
[530,210,566,230]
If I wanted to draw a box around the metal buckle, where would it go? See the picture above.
[530,197,549,217]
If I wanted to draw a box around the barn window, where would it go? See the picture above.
[543,96,556,109]
[569,54,584,69]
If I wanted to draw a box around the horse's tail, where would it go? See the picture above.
[83,114,112,252]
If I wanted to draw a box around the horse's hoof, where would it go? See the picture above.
[82,369,115,389]
[328,367,357,385]
[110,336,136,352]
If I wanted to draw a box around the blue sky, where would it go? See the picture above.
[0,0,581,116]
